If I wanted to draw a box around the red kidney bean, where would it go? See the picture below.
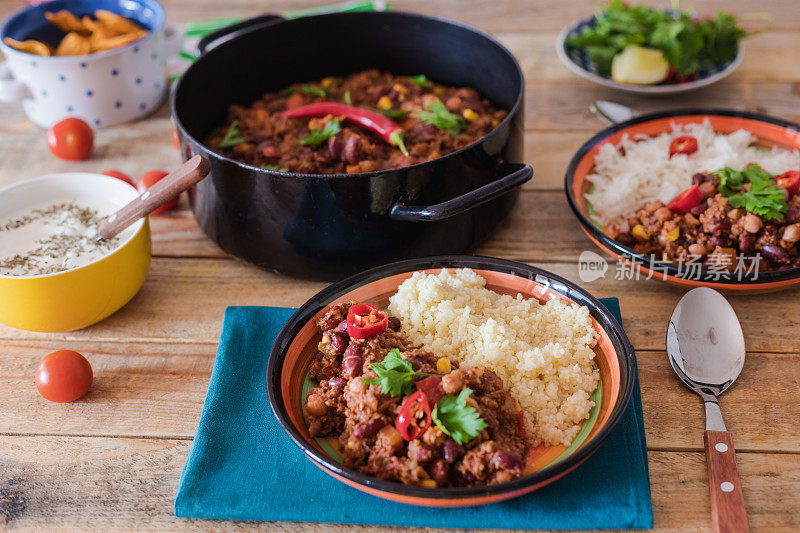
[342,355,363,378]
[482,410,498,433]
[690,203,707,216]
[329,332,348,354]
[785,208,800,224]
[739,232,755,254]
[442,439,458,463]
[336,320,349,333]
[387,316,401,331]
[691,173,708,186]
[344,135,362,164]
[708,235,731,248]
[320,315,340,331]
[328,377,347,389]
[343,342,363,359]
[761,245,790,264]
[492,451,523,471]
[353,419,386,438]
[328,134,343,161]
[428,460,449,486]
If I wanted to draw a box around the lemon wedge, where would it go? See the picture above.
[611,45,670,85]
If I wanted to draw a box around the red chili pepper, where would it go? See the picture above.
[667,184,704,215]
[513,412,524,437]
[669,135,699,158]
[396,391,432,441]
[775,170,800,198]
[283,102,409,156]
[346,303,388,339]
[415,375,443,405]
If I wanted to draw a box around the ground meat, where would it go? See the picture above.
[621,173,800,273]
[302,302,528,488]
[207,70,507,174]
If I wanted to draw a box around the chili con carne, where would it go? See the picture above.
[346,303,388,339]
[396,390,432,441]
[283,102,409,156]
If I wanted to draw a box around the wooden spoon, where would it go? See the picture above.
[96,155,210,241]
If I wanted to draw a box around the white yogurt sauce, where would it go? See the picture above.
[0,199,124,276]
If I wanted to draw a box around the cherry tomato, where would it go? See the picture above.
[101,169,135,188]
[776,170,800,198]
[667,184,704,215]
[35,350,93,403]
[172,129,180,150]
[669,135,698,158]
[46,117,94,160]
[138,170,176,214]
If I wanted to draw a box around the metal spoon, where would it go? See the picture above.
[667,287,749,533]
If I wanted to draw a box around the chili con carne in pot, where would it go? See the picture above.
[171,12,530,279]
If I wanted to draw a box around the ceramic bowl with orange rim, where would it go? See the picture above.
[266,255,635,507]
[565,109,800,293]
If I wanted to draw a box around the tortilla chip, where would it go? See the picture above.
[45,10,88,34]
[94,10,145,35]
[3,37,51,56]
[90,30,147,53]
[55,32,92,56]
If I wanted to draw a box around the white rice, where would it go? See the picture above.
[586,119,800,227]
[388,268,599,447]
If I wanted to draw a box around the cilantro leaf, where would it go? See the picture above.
[408,74,431,88]
[414,99,466,136]
[363,348,424,397]
[218,120,245,148]
[299,84,327,97]
[713,165,787,221]
[299,118,341,147]
[432,388,487,445]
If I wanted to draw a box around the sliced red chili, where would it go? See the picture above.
[283,102,409,155]
[396,391,432,441]
[669,135,699,158]
[346,303,388,339]
[776,170,800,198]
[415,375,443,405]
[667,184,704,215]
[513,412,524,437]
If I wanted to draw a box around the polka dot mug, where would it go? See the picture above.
[0,0,179,128]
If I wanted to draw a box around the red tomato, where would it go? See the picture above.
[138,169,176,214]
[172,129,180,150]
[101,169,135,188]
[669,135,699,158]
[667,185,704,215]
[35,350,93,403]
[46,118,94,160]
[776,170,800,198]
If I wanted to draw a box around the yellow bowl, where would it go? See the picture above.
[0,173,151,332]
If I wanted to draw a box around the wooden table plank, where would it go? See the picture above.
[2,435,798,531]
[1,341,798,454]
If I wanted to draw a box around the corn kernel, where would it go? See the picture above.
[377,96,393,110]
[491,118,500,127]
[392,83,408,94]
[665,226,680,241]
[321,77,336,88]
[462,108,478,122]
[436,357,451,373]
[631,224,649,241]
[421,479,437,488]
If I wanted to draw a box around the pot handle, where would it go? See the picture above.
[0,61,31,103]
[390,163,533,222]
[196,14,285,56]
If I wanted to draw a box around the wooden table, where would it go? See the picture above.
[1,0,799,530]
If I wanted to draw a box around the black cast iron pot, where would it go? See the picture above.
[171,11,531,280]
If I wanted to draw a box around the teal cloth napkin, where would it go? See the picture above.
[175,299,653,529]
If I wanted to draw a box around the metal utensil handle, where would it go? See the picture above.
[97,156,211,240]
[704,430,750,533]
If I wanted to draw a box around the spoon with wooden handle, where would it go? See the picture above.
[96,155,211,241]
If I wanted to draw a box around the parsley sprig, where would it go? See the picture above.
[408,74,431,88]
[363,349,432,397]
[432,388,487,445]
[299,118,341,147]
[414,99,466,136]
[714,165,786,221]
[218,120,245,148]
[564,0,756,77]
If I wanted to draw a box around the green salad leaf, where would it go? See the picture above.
[299,118,341,147]
[432,388,487,445]
[218,120,245,148]
[564,0,752,76]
